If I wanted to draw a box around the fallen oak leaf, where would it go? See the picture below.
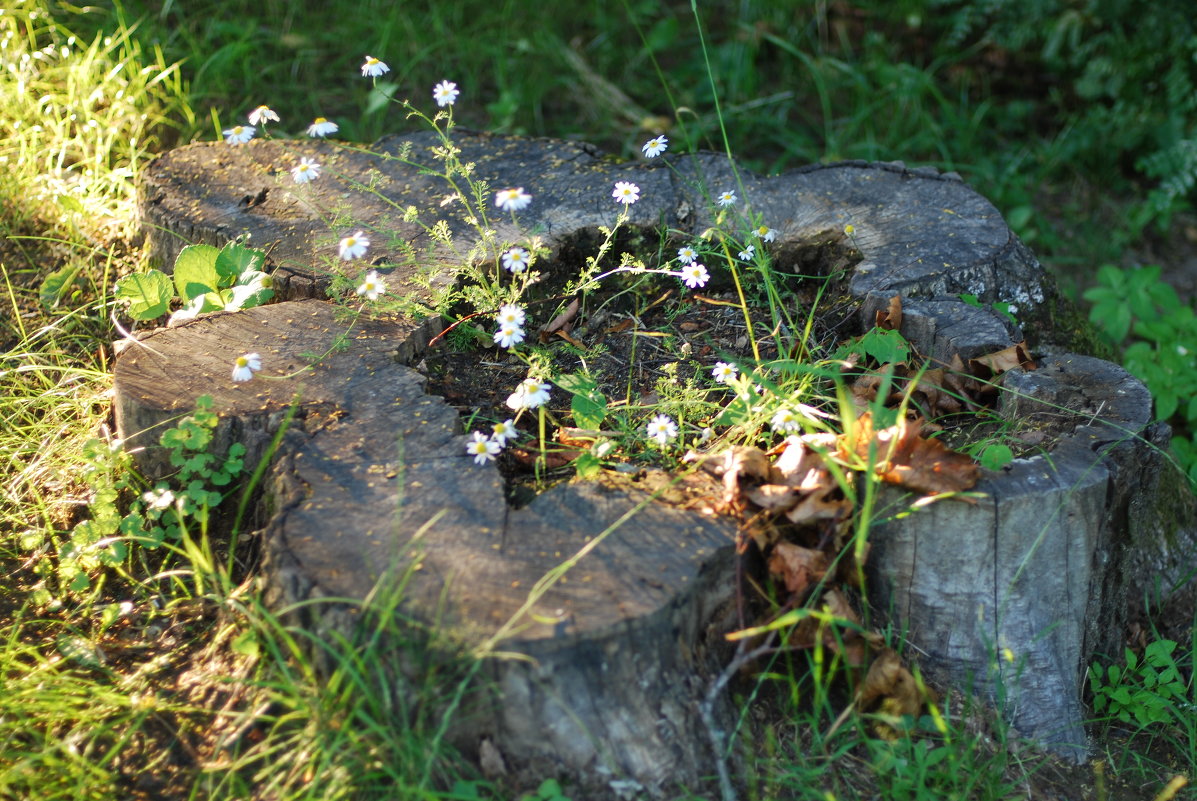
[855,648,922,740]
[846,413,980,495]
[768,541,829,597]
[969,341,1036,376]
[875,294,902,331]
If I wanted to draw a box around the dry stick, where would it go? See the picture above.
[700,631,778,801]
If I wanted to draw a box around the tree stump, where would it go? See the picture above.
[118,131,1192,793]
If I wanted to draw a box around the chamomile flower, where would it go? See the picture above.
[711,362,738,383]
[307,117,339,137]
[612,181,640,205]
[491,419,519,446]
[433,80,460,107]
[223,125,255,145]
[291,157,321,184]
[339,231,370,260]
[356,270,385,300]
[231,352,261,383]
[680,262,709,289]
[466,431,501,465]
[770,407,805,433]
[716,190,737,207]
[496,303,526,327]
[361,55,390,77]
[506,378,552,411]
[641,135,668,158]
[502,247,531,273]
[493,323,525,349]
[844,223,856,236]
[677,245,699,264]
[248,105,279,126]
[645,414,678,447]
[495,187,532,212]
[738,244,755,262]
[753,224,777,242]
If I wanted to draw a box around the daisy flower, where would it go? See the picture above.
[307,117,339,137]
[291,157,321,184]
[677,245,699,264]
[506,378,552,411]
[641,135,668,158]
[844,223,856,236]
[754,224,776,242]
[502,247,531,273]
[231,352,261,383]
[248,105,279,126]
[645,414,678,447]
[339,231,370,260]
[496,303,526,327]
[738,244,755,262]
[493,323,525,349]
[716,190,737,207]
[491,419,519,446]
[711,362,738,384]
[361,55,390,77]
[433,80,460,107]
[771,407,804,434]
[612,181,640,205]
[495,187,532,213]
[680,262,709,289]
[223,125,255,145]
[356,270,385,300]
[466,431,501,465]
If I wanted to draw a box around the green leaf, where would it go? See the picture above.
[39,263,81,308]
[573,451,602,479]
[115,270,174,320]
[979,443,1014,471]
[215,241,265,284]
[172,244,222,300]
[555,373,607,429]
[857,327,911,364]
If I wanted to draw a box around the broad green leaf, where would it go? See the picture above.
[224,282,273,311]
[216,241,265,283]
[116,270,174,320]
[172,244,221,300]
[39,263,81,308]
[979,443,1014,471]
[555,373,607,429]
[573,451,602,479]
[858,327,910,364]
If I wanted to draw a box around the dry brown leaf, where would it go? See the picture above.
[875,294,902,331]
[907,367,963,416]
[539,297,579,342]
[768,542,829,597]
[847,413,980,495]
[969,341,1036,376]
[856,648,922,739]
[714,446,776,509]
[746,484,800,512]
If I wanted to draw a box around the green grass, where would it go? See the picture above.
[3,0,1197,799]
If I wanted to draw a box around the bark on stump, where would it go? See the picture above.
[118,132,1193,792]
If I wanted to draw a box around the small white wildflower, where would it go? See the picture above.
[339,231,370,260]
[223,124,255,145]
[356,270,385,300]
[699,427,714,444]
[433,80,460,107]
[231,352,261,383]
[677,245,699,264]
[844,223,856,236]
[711,362,738,384]
[142,488,175,511]
[681,262,709,289]
[771,407,804,433]
[754,224,776,242]
[717,190,737,207]
[641,135,668,158]
[361,55,390,77]
[496,303,526,327]
[466,431,501,465]
[491,419,519,446]
[506,378,552,411]
[493,323,525,349]
[307,117,339,137]
[502,247,531,273]
[738,244,755,262]
[645,414,679,447]
[612,181,640,205]
[495,187,532,212]
[291,157,321,184]
[248,105,279,126]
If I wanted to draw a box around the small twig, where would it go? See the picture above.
[700,632,777,801]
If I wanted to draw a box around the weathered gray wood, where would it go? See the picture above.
[125,130,1188,784]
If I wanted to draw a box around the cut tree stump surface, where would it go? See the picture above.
[120,131,1190,794]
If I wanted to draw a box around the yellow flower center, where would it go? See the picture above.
[236,357,248,368]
